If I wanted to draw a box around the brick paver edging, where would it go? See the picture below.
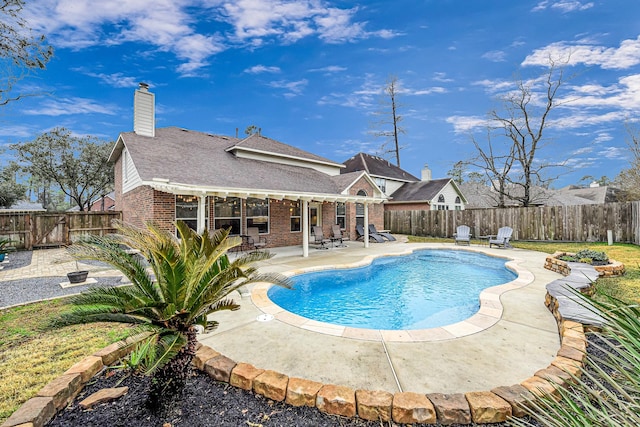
[2,284,594,426]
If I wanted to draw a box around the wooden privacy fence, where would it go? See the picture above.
[0,211,122,250]
[385,202,640,245]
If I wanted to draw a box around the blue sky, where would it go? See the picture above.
[2,0,639,188]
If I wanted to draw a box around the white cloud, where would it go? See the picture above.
[445,115,490,134]
[268,79,308,97]
[244,65,281,74]
[523,36,640,70]
[0,125,34,138]
[309,65,347,73]
[532,1,594,13]
[482,50,507,62]
[79,72,139,88]
[23,97,117,116]
[432,72,453,83]
[24,0,226,76]
[599,146,627,159]
[217,0,398,45]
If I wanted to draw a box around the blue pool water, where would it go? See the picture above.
[267,250,516,330]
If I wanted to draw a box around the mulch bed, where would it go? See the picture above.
[46,367,516,427]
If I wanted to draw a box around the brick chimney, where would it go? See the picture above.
[421,164,432,182]
[134,82,155,137]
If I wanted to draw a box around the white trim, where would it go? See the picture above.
[226,145,344,169]
[142,180,386,204]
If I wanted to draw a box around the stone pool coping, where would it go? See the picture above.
[3,248,596,426]
[251,246,535,342]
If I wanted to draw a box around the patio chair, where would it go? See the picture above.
[246,227,267,252]
[489,226,513,249]
[454,225,471,245]
[368,224,396,241]
[331,224,350,248]
[355,224,385,243]
[311,226,331,249]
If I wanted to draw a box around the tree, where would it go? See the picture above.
[615,125,640,201]
[244,125,260,136]
[12,128,114,211]
[371,75,405,167]
[0,0,54,106]
[57,221,291,413]
[447,161,467,185]
[0,162,26,207]
[469,59,568,207]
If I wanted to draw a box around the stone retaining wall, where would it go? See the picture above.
[544,251,625,277]
[2,283,598,427]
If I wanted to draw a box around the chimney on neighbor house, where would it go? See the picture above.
[134,82,155,137]
[590,181,600,188]
[421,164,432,182]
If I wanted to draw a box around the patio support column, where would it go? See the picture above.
[197,194,207,234]
[363,203,369,248]
[302,200,309,257]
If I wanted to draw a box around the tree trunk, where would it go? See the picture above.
[146,327,198,414]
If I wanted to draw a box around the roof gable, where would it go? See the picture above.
[390,178,461,202]
[341,153,419,182]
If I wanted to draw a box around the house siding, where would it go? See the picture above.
[432,184,465,210]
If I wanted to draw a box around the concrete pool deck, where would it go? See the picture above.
[199,239,563,395]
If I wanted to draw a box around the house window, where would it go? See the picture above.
[335,202,346,229]
[214,196,241,235]
[246,197,269,234]
[438,195,445,203]
[355,190,367,227]
[374,178,386,193]
[289,201,301,232]
[455,196,462,211]
[176,195,207,232]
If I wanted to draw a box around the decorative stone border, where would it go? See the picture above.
[252,247,534,342]
[544,251,625,277]
[4,259,598,427]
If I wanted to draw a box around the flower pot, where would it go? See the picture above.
[67,271,89,284]
[0,253,5,262]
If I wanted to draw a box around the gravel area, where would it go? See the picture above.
[0,250,33,271]
[0,276,126,309]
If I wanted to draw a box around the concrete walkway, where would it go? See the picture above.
[200,240,563,395]
[0,239,563,396]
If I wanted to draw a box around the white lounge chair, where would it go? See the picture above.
[454,225,471,245]
[489,227,513,248]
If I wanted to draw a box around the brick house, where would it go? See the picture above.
[108,84,386,256]
[89,192,115,211]
[342,153,467,211]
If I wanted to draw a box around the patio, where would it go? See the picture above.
[201,239,562,395]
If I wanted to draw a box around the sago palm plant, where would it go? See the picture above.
[509,290,640,427]
[57,220,291,412]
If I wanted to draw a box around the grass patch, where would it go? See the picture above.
[0,298,133,424]
[408,236,640,303]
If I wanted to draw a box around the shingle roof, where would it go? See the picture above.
[1,201,46,212]
[341,153,419,182]
[119,127,356,197]
[458,183,601,208]
[229,134,342,167]
[389,178,453,202]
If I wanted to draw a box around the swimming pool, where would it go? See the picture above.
[267,250,516,330]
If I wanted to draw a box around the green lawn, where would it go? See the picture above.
[0,299,133,423]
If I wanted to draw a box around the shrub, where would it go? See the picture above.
[575,249,609,263]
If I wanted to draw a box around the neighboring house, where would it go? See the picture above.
[459,182,619,209]
[341,153,467,211]
[0,201,46,212]
[89,192,116,211]
[109,84,387,256]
